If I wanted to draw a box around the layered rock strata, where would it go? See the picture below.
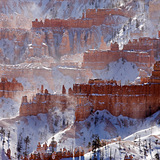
[82,37,157,71]
[32,8,132,29]
[74,61,160,121]
[20,61,160,121]
[19,85,76,116]
[0,77,23,98]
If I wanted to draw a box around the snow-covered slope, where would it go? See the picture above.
[92,58,139,85]
[84,120,160,159]
[0,106,75,158]
[0,98,20,120]
[43,110,160,159]
[0,102,159,159]
[0,0,159,160]
[0,0,131,19]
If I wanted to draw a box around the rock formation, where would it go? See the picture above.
[20,61,160,122]
[99,36,109,50]
[32,8,132,29]
[0,77,23,98]
[82,37,156,71]
[149,1,160,22]
[19,85,76,116]
[0,8,153,64]
[0,13,32,29]
[74,61,160,121]
[59,30,71,56]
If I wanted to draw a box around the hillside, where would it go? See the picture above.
[0,109,159,159]
[0,0,160,160]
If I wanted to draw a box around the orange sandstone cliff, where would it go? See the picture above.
[19,85,76,116]
[0,77,23,99]
[20,61,160,122]
[74,61,160,121]
[82,37,157,70]
[32,8,132,29]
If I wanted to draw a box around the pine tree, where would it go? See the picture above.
[24,136,30,156]
[17,134,22,160]
[0,127,5,140]
[92,134,101,155]
[7,131,10,149]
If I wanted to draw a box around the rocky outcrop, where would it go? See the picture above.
[0,77,23,98]
[123,37,160,58]
[59,30,71,56]
[32,8,132,29]
[82,36,156,71]
[20,61,160,121]
[74,61,160,121]
[74,80,156,121]
[99,36,109,50]
[19,85,76,116]
[0,27,113,63]
[149,0,160,22]
[0,28,52,64]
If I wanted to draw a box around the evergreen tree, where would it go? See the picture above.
[24,136,30,156]
[17,134,22,160]
[92,134,101,152]
[7,131,10,149]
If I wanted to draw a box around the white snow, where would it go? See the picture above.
[52,67,75,93]
[92,58,139,84]
[0,98,20,120]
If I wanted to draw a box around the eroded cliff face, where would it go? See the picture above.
[0,55,94,95]
[0,25,121,64]
[0,0,158,65]
[73,72,160,121]
[19,61,160,121]
[149,0,160,32]
[0,0,132,19]
[0,77,23,99]
[0,0,133,31]
[20,86,76,117]
[0,0,152,64]
[82,37,156,72]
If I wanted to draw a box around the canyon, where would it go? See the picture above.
[0,5,138,64]
[0,0,160,159]
[19,61,160,122]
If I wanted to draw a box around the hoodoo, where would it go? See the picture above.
[20,61,160,122]
[74,61,160,121]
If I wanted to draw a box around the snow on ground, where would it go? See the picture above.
[0,106,75,159]
[0,0,132,20]
[7,62,52,70]
[52,67,75,93]
[0,98,20,120]
[60,53,84,65]
[42,109,160,158]
[45,0,131,19]
[16,77,32,90]
[92,58,139,84]
[84,125,160,160]
[0,106,159,159]
[0,148,9,160]
[77,110,160,160]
